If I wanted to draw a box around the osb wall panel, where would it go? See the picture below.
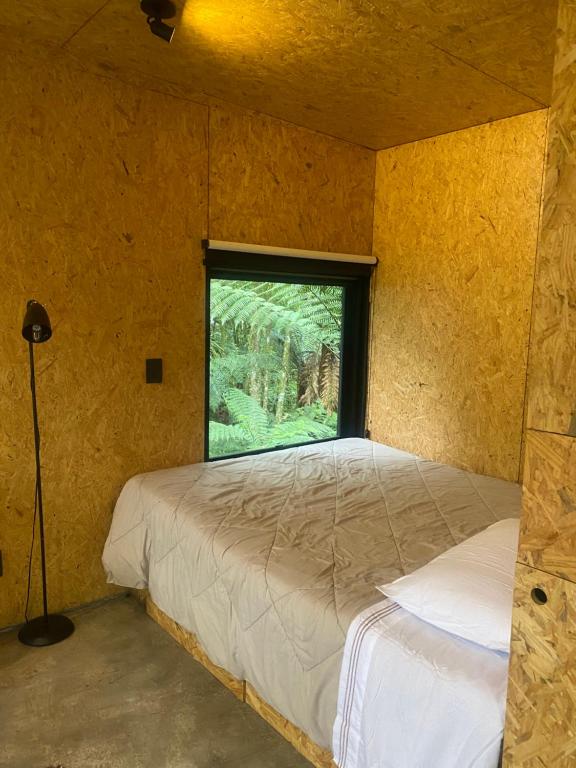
[368,111,548,482]
[208,105,375,254]
[519,430,576,582]
[0,44,209,629]
[504,5,576,764]
[0,39,376,630]
[526,0,576,437]
[0,0,106,46]
[57,0,550,149]
[503,564,576,766]
[0,24,212,109]
[429,0,556,106]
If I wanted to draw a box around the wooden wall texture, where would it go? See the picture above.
[0,39,375,629]
[525,5,576,438]
[1,0,554,150]
[368,112,548,482]
[208,105,375,254]
[504,2,576,764]
[505,564,576,766]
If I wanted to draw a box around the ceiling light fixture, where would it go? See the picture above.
[140,0,176,42]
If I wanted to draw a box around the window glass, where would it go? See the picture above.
[208,279,344,459]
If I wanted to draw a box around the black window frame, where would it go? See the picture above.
[204,246,372,461]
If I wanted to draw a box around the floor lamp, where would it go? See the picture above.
[18,300,75,647]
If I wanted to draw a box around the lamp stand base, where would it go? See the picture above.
[18,614,75,647]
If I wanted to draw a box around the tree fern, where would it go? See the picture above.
[208,279,343,457]
[209,421,252,456]
[267,416,335,445]
[211,281,333,353]
[223,388,270,443]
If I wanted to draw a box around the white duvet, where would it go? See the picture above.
[102,438,519,752]
[333,599,508,768]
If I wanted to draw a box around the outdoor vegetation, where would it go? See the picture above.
[208,279,343,458]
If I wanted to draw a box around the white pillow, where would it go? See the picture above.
[378,518,519,652]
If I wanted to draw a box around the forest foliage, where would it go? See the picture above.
[208,279,343,457]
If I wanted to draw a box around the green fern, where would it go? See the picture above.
[209,421,252,455]
[208,279,342,457]
[223,388,270,443]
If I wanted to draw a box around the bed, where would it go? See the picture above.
[102,438,520,762]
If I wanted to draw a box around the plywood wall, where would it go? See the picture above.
[504,2,576,763]
[1,0,554,150]
[368,112,548,481]
[525,2,576,437]
[519,431,576,582]
[0,39,375,629]
[0,41,209,629]
[209,105,375,254]
[505,564,576,765]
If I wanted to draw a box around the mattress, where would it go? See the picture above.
[102,438,520,748]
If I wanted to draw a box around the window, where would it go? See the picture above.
[205,246,371,460]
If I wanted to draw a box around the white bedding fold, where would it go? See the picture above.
[333,599,508,768]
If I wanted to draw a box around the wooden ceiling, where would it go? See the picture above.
[1,0,557,149]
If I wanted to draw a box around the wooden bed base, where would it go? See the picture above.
[144,595,336,768]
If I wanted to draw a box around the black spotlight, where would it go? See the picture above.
[140,0,176,42]
[147,17,175,42]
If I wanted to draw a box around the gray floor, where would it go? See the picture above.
[0,596,312,768]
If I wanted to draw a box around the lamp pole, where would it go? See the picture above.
[28,340,49,621]
[18,300,75,647]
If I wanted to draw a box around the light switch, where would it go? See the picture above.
[146,358,163,384]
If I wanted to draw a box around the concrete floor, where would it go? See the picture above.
[0,596,312,768]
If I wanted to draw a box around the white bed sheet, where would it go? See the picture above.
[333,599,508,768]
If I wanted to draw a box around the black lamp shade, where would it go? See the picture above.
[22,300,52,344]
[140,0,176,19]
